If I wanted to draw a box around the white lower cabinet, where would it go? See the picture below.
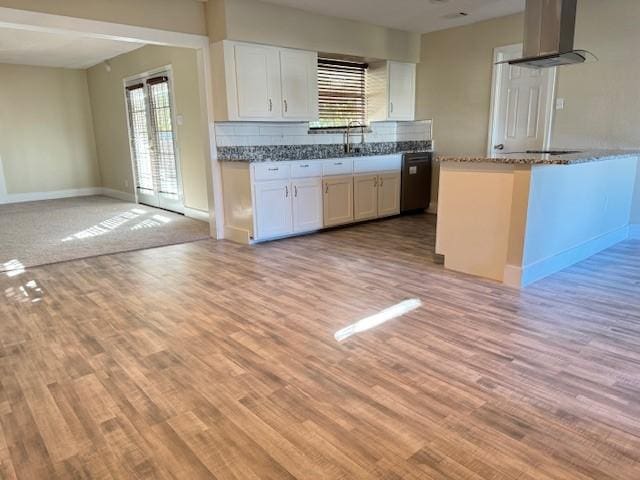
[377,172,401,217]
[292,177,323,233]
[354,174,379,221]
[354,171,401,220]
[323,175,354,227]
[254,177,323,240]
[254,180,293,239]
[221,157,402,243]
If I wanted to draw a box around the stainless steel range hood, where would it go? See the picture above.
[505,0,596,69]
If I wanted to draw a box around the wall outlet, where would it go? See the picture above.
[177,114,184,126]
[124,179,130,189]
[556,98,565,110]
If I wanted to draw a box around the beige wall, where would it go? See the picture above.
[87,45,209,212]
[0,0,206,35]
[207,0,420,63]
[416,13,524,158]
[417,1,640,221]
[0,63,100,194]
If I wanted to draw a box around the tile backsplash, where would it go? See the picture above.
[214,120,432,147]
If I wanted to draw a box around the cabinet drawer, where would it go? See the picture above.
[353,154,402,174]
[253,162,290,181]
[322,158,353,176]
[290,161,322,178]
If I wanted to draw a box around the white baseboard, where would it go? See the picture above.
[502,265,523,288]
[630,224,640,239]
[224,225,252,244]
[184,206,210,223]
[505,225,630,288]
[101,188,135,202]
[0,187,103,205]
[0,157,7,199]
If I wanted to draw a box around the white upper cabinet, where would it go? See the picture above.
[233,43,281,120]
[367,61,416,122]
[280,48,318,120]
[388,62,416,120]
[214,41,318,122]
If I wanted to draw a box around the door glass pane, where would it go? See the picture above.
[126,86,154,191]
[147,80,178,196]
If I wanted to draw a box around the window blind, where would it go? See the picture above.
[311,58,368,129]
[146,78,178,196]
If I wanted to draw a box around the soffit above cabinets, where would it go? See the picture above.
[0,27,145,69]
[255,0,525,33]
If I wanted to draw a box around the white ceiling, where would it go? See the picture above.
[0,27,146,69]
[257,0,525,33]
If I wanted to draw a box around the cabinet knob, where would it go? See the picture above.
[268,167,279,171]
[269,99,273,112]
[284,99,288,113]
[294,185,298,197]
[324,184,329,194]
[390,102,394,114]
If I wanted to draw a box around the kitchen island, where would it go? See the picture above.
[436,150,639,287]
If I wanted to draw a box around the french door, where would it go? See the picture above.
[125,72,183,213]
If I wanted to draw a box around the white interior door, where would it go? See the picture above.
[125,72,183,213]
[489,44,556,155]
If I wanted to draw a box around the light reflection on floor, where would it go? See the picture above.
[335,298,422,342]
[3,259,25,277]
[5,279,44,304]
[61,209,172,241]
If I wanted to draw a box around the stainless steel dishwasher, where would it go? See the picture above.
[401,152,433,213]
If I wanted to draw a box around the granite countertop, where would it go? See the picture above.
[437,149,640,165]
[217,140,432,163]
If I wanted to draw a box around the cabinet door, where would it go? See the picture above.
[292,177,323,233]
[234,43,281,120]
[354,174,378,221]
[377,172,401,218]
[323,175,354,227]
[254,180,293,240]
[388,62,416,121]
[280,49,318,121]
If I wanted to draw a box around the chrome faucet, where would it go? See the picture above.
[344,120,366,153]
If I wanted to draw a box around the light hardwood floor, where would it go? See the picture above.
[1,213,639,479]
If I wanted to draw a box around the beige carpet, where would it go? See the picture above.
[0,195,210,273]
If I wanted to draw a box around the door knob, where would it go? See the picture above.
[494,144,505,151]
